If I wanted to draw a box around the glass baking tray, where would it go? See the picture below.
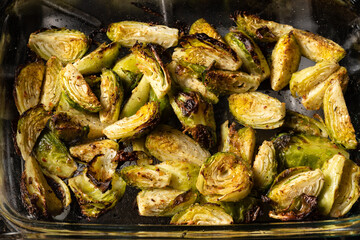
[1,0,360,238]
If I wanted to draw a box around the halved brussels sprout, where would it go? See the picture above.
[219,121,256,165]
[232,11,293,42]
[228,92,286,129]
[173,33,241,71]
[167,61,219,104]
[302,66,349,111]
[73,42,121,75]
[273,133,349,170]
[283,110,328,138]
[107,21,179,49]
[60,63,101,112]
[158,160,200,191]
[121,164,171,189]
[16,105,51,160]
[137,189,198,217]
[20,156,63,219]
[170,203,233,225]
[252,141,277,191]
[33,129,77,179]
[103,101,160,140]
[99,69,123,124]
[289,61,340,98]
[40,56,63,111]
[189,18,224,43]
[267,167,324,210]
[203,69,260,95]
[292,29,346,62]
[196,152,253,202]
[329,159,360,217]
[88,148,119,183]
[270,31,301,91]
[28,28,89,63]
[69,139,119,163]
[323,79,358,149]
[132,43,171,99]
[14,60,45,114]
[112,53,142,90]
[68,169,126,218]
[318,154,346,216]
[169,91,216,150]
[145,124,210,166]
[225,31,270,81]
[219,196,261,223]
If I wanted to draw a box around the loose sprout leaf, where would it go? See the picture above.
[189,18,224,43]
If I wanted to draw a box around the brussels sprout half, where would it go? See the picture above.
[28,28,89,63]
[219,196,261,223]
[189,18,224,43]
[112,53,142,91]
[88,147,119,183]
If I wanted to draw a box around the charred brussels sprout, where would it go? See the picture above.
[28,28,89,63]
[99,69,123,124]
[137,189,198,217]
[228,92,286,129]
[145,124,210,166]
[33,129,77,179]
[219,196,261,223]
[103,101,160,140]
[73,42,121,75]
[60,63,101,112]
[112,53,142,91]
[107,21,179,49]
[170,203,233,225]
[68,169,126,218]
[20,156,63,219]
[252,141,277,191]
[88,148,119,183]
[270,31,301,91]
[225,31,270,81]
[170,91,216,150]
[273,133,349,170]
[14,60,45,114]
[196,152,253,202]
[323,79,358,149]
[189,18,224,43]
[132,43,171,99]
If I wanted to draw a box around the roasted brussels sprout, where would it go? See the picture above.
[88,148,119,183]
[28,28,89,63]
[167,61,219,104]
[121,164,172,189]
[170,203,233,225]
[232,11,293,42]
[219,121,256,165]
[137,189,198,216]
[270,31,301,91]
[145,124,210,166]
[107,21,179,49]
[33,128,77,179]
[283,110,328,138]
[99,69,123,124]
[173,33,241,71]
[20,156,63,219]
[292,29,346,62]
[60,63,101,112]
[40,57,63,111]
[73,42,121,75]
[169,91,216,150]
[103,101,160,140]
[273,133,349,170]
[196,152,253,202]
[68,169,126,218]
[219,196,261,223]
[289,61,340,98]
[228,92,286,129]
[189,18,224,43]
[203,69,260,95]
[69,139,119,163]
[252,141,277,191]
[14,60,45,114]
[132,43,171,99]
[112,53,142,90]
[16,105,51,160]
[225,31,270,81]
[323,79,358,149]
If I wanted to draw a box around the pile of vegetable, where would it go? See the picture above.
[14,11,360,224]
